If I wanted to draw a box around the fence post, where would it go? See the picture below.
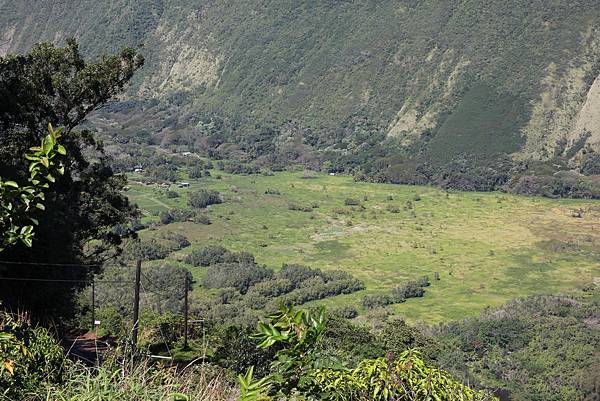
[132,259,142,349]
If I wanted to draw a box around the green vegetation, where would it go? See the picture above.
[126,169,600,323]
[0,124,66,250]
[3,1,600,189]
[0,39,143,318]
[2,7,600,401]
[435,288,600,401]
[240,305,494,400]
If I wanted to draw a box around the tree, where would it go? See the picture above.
[0,39,143,319]
[188,189,222,209]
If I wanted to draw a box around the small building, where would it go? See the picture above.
[178,182,190,188]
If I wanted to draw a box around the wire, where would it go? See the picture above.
[0,277,132,284]
[140,280,172,358]
[0,260,103,268]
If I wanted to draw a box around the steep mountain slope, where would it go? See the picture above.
[2,0,600,163]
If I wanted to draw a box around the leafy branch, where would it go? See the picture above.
[0,123,66,251]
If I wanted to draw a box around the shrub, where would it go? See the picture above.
[159,232,191,250]
[288,203,312,212]
[386,205,401,213]
[122,239,171,261]
[0,313,67,400]
[361,293,398,309]
[159,208,196,225]
[165,190,179,198]
[195,214,212,225]
[189,189,223,208]
[239,306,493,400]
[185,245,230,266]
[189,165,203,179]
[331,305,359,319]
[203,261,273,293]
[344,198,360,206]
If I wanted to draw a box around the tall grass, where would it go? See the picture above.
[37,360,237,401]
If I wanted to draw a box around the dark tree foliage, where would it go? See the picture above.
[435,290,600,401]
[0,39,143,319]
[202,261,273,293]
[185,245,255,267]
[188,189,222,209]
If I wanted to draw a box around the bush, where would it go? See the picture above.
[189,165,203,179]
[344,198,360,206]
[122,239,171,261]
[195,214,212,225]
[203,261,273,293]
[393,279,427,299]
[185,245,230,266]
[288,203,312,212]
[165,190,179,198]
[159,208,195,225]
[361,293,398,309]
[0,313,67,400]
[189,189,223,208]
[331,305,359,319]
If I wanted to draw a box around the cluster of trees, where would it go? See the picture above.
[510,173,600,199]
[361,276,431,309]
[187,246,365,323]
[185,245,254,267]
[435,289,600,401]
[188,189,222,209]
[158,208,196,225]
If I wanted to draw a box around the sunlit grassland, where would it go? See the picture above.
[125,171,600,324]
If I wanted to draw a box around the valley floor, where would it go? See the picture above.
[127,171,600,323]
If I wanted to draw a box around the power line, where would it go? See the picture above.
[0,277,131,284]
[0,260,103,268]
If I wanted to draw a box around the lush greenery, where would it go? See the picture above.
[435,288,600,401]
[0,124,66,250]
[0,39,143,319]
[126,169,600,323]
[238,305,493,400]
[1,306,494,401]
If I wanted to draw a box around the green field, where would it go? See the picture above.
[126,170,600,324]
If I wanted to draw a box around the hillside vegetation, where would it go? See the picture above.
[2,0,600,168]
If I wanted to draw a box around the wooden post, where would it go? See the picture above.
[91,276,95,332]
[183,274,189,350]
[132,259,142,349]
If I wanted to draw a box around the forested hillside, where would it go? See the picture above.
[2,0,600,177]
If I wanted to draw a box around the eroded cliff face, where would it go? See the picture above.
[1,0,600,162]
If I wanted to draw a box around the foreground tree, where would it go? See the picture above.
[0,39,143,319]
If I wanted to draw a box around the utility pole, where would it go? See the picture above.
[132,259,142,349]
[183,274,189,350]
[91,276,95,332]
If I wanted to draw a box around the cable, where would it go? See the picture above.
[0,260,103,268]
[140,280,172,358]
[0,277,132,284]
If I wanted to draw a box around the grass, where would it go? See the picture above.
[126,170,600,324]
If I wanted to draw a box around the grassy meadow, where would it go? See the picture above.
[126,170,600,323]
